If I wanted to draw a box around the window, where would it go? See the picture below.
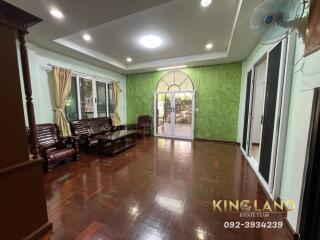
[80,78,94,119]
[64,75,117,121]
[96,81,108,117]
[108,83,115,118]
[156,70,194,92]
[65,76,79,121]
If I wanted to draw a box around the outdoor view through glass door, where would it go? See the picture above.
[155,92,194,139]
[175,92,193,138]
[154,70,195,139]
[155,93,173,136]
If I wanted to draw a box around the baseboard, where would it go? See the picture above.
[240,150,299,240]
[276,197,300,240]
[22,222,53,240]
[283,216,300,240]
[195,137,239,145]
[244,156,273,200]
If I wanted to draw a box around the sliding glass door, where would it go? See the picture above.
[249,57,267,166]
[80,78,94,119]
[154,91,194,139]
[241,39,287,193]
[96,81,108,117]
[242,70,252,153]
[65,76,79,121]
[65,77,115,121]
[259,42,283,184]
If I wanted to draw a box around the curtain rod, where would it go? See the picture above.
[46,64,120,83]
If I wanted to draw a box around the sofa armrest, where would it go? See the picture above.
[38,145,50,158]
[61,135,80,149]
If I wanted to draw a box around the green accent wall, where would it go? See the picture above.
[126,63,242,141]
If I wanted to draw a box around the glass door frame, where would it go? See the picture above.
[153,90,195,140]
[95,79,109,118]
[240,37,289,199]
[75,76,111,119]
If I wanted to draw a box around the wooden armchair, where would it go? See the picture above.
[137,115,152,136]
[28,124,79,172]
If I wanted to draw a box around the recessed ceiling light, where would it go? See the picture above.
[139,35,162,49]
[206,42,213,50]
[126,57,132,63]
[83,34,92,42]
[50,9,64,19]
[158,65,187,71]
[201,0,212,7]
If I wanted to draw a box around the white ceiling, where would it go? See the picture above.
[7,0,263,73]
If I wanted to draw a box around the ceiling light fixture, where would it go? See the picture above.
[139,35,162,49]
[206,42,213,50]
[126,57,132,63]
[50,9,64,19]
[83,34,92,42]
[158,65,187,71]
[201,0,212,7]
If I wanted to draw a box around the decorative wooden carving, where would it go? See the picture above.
[305,0,320,56]
[18,30,40,159]
[0,1,52,239]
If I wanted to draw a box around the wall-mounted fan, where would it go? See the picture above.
[250,0,308,44]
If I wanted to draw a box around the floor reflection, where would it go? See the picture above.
[44,137,292,240]
[155,192,185,215]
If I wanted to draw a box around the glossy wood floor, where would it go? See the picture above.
[44,137,292,240]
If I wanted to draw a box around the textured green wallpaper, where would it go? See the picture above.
[126,63,242,141]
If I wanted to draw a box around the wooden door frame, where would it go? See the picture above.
[299,88,320,239]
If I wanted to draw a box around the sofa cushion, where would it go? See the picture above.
[47,148,76,162]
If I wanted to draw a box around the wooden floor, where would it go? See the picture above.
[44,137,292,240]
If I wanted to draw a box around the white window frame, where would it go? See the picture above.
[72,74,113,120]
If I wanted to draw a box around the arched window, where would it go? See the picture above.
[156,70,194,92]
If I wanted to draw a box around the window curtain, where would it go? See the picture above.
[52,66,72,136]
[111,81,121,126]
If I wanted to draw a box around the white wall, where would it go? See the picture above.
[19,43,126,125]
[280,35,318,232]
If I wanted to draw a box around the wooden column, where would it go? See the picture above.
[0,2,52,240]
[18,30,39,159]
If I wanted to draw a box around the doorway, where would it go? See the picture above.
[241,39,288,193]
[154,91,194,139]
[299,88,320,240]
[250,57,267,165]
[154,71,195,140]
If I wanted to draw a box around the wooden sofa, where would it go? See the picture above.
[70,117,114,153]
[70,117,137,156]
[28,124,79,172]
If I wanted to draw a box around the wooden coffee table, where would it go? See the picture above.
[97,130,137,156]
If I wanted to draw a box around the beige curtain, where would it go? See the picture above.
[112,81,122,126]
[52,66,72,136]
